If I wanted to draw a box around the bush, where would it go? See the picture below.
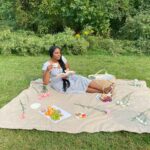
[0,27,149,56]
[0,28,89,55]
[134,39,150,54]
[49,28,89,55]
[115,40,138,55]
[98,39,121,55]
[86,36,123,55]
[85,35,150,55]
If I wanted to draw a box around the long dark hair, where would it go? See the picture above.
[49,46,70,92]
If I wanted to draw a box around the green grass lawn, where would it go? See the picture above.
[0,54,150,150]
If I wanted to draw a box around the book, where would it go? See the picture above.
[56,70,75,78]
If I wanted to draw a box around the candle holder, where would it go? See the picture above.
[116,92,134,107]
[129,79,141,87]
[132,108,150,125]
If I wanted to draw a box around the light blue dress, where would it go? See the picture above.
[50,67,92,93]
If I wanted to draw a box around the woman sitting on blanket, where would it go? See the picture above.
[42,46,114,94]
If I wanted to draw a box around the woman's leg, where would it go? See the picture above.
[86,87,101,93]
[88,80,114,94]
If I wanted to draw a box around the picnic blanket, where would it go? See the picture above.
[0,78,150,133]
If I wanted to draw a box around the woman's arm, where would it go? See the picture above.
[42,65,52,85]
[62,55,70,70]
[42,65,52,92]
[65,63,70,71]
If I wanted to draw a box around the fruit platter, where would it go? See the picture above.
[39,105,71,123]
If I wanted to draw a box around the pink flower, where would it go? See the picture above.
[102,96,112,102]
[81,113,87,118]
[20,112,25,119]
[103,101,111,104]
[38,92,50,100]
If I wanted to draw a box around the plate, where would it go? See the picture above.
[39,105,72,123]
[30,103,41,109]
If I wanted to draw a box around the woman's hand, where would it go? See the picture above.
[62,75,68,79]
[42,84,48,93]
[65,68,70,72]
[56,73,68,79]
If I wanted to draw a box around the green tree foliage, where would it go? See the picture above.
[0,0,132,36]
[119,11,150,40]
[0,0,15,27]
[0,0,149,39]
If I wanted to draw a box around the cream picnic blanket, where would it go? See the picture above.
[0,79,150,133]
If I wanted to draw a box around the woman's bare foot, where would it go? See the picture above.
[103,83,115,96]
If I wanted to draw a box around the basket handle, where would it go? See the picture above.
[95,69,107,75]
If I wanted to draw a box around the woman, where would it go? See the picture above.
[42,46,113,94]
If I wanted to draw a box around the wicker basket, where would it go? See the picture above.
[88,69,116,83]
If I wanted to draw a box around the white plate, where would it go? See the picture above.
[30,103,41,109]
[39,105,72,123]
